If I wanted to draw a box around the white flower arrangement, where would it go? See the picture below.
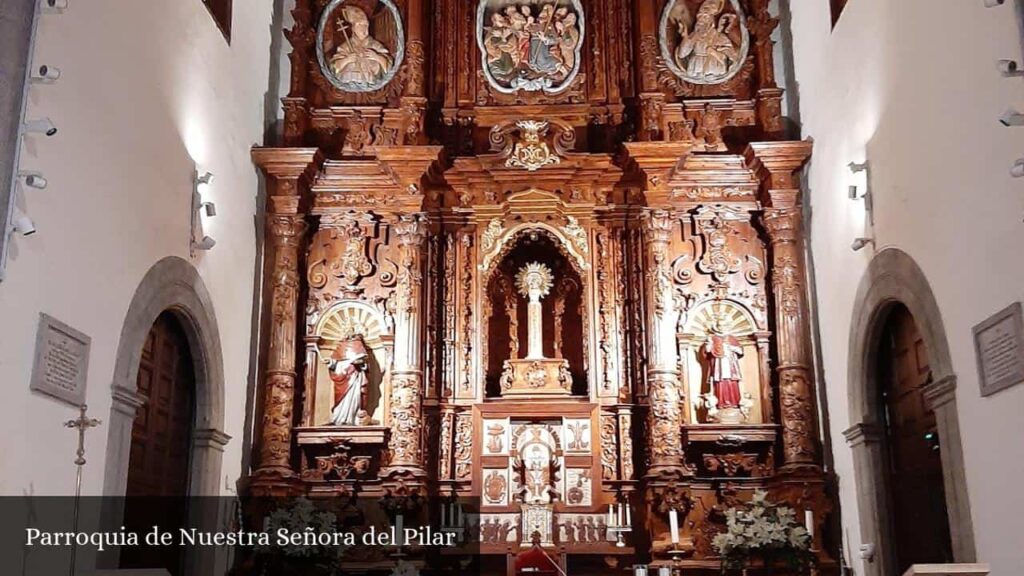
[711,490,812,572]
[256,498,342,560]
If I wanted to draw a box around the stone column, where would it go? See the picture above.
[746,142,819,472]
[251,149,321,485]
[387,213,428,475]
[642,208,684,477]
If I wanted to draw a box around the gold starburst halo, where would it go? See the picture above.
[515,262,555,298]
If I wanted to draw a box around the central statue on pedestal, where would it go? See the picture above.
[499,261,572,397]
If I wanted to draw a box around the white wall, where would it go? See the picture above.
[789,1,1024,574]
[0,0,277,499]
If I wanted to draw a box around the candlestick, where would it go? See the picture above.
[805,509,814,540]
[608,504,615,526]
[669,509,680,544]
[658,567,671,576]
[625,503,632,526]
[632,565,648,576]
[618,504,625,526]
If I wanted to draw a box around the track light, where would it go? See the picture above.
[848,161,868,173]
[30,65,61,83]
[9,206,36,236]
[851,237,874,252]
[43,0,68,13]
[194,236,216,251]
[24,118,57,136]
[18,172,47,189]
[201,202,216,217]
[984,0,1005,6]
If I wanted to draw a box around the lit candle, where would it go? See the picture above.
[669,509,680,545]
[805,509,814,540]
[608,504,615,526]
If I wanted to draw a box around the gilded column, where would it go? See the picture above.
[250,148,322,485]
[642,208,684,477]
[746,142,819,471]
[387,213,428,475]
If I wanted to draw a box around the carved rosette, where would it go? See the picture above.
[763,208,818,469]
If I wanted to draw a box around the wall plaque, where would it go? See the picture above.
[30,313,91,406]
[973,302,1024,397]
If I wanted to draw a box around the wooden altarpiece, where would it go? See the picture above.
[247,0,835,573]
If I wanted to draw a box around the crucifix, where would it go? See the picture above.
[64,405,101,576]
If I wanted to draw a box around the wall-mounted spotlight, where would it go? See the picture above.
[8,206,36,237]
[1000,109,1024,126]
[43,0,69,13]
[196,171,214,193]
[18,172,47,189]
[193,236,216,251]
[848,161,868,173]
[30,65,61,83]
[1011,159,1024,178]
[851,237,874,252]
[201,201,217,217]
[24,118,57,136]
[998,59,1024,78]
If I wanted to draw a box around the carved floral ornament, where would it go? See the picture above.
[658,0,750,85]
[316,0,406,93]
[478,220,590,277]
[476,0,585,95]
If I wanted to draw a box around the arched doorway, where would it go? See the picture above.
[845,248,976,576]
[874,304,952,572]
[120,311,197,574]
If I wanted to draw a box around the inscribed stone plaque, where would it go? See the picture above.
[30,313,91,406]
[972,302,1024,397]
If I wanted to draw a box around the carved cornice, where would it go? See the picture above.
[193,428,233,450]
[922,374,958,410]
[251,147,323,181]
[621,141,692,200]
[842,422,884,447]
[743,141,813,207]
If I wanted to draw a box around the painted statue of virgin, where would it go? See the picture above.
[324,337,369,426]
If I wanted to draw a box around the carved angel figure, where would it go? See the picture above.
[674,0,739,81]
[331,6,394,86]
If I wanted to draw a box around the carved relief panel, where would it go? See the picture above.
[658,0,749,86]
[316,0,405,93]
[476,0,585,95]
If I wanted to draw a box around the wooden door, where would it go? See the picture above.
[120,312,195,575]
[877,305,953,573]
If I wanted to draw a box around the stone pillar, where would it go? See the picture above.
[251,149,321,485]
[387,213,428,475]
[745,142,819,472]
[642,208,684,477]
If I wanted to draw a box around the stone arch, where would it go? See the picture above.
[102,256,228,499]
[843,248,975,576]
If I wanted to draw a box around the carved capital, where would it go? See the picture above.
[642,208,674,244]
[842,422,884,447]
[395,213,428,247]
[762,208,800,245]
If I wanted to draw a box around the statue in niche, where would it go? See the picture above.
[324,337,370,426]
[330,6,394,85]
[703,317,743,410]
[477,0,584,94]
[675,0,739,80]
[661,0,748,85]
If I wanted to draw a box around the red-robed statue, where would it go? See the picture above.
[322,337,369,426]
[703,321,743,408]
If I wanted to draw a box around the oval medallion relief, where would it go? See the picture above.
[476,0,585,95]
[659,0,749,85]
[316,0,405,93]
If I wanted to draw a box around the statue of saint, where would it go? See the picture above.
[324,338,369,426]
[674,0,739,80]
[330,6,393,86]
[703,320,743,408]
